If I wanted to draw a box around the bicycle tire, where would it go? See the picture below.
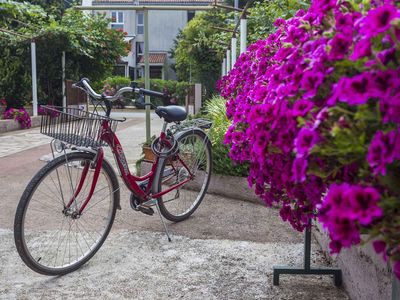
[152,129,212,222]
[14,151,119,276]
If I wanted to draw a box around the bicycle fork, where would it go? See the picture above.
[64,149,104,216]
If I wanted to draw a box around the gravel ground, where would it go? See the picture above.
[0,229,348,300]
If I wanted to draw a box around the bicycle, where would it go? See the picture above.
[13,78,212,276]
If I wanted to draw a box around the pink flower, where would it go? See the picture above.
[328,33,352,60]
[350,38,372,61]
[347,186,382,225]
[337,73,372,105]
[295,128,318,155]
[367,130,397,176]
[293,99,314,117]
[373,240,388,262]
[361,4,399,37]
[301,71,325,99]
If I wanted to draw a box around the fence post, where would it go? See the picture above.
[231,37,237,68]
[226,49,231,72]
[240,17,247,54]
[222,58,226,76]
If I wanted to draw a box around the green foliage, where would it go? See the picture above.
[103,76,131,89]
[0,1,128,107]
[204,95,249,177]
[248,0,310,43]
[170,10,230,100]
[135,79,191,106]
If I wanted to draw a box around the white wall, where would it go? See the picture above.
[148,10,187,52]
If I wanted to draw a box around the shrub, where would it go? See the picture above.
[3,108,31,129]
[135,79,190,107]
[203,95,249,177]
[218,0,400,279]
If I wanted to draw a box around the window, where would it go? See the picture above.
[150,66,162,79]
[137,11,144,34]
[111,11,124,30]
[113,65,126,77]
[187,11,195,22]
[136,42,144,63]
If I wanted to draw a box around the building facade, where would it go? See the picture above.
[81,0,215,80]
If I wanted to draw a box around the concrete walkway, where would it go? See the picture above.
[0,111,349,300]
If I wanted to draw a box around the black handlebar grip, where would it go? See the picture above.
[140,88,168,99]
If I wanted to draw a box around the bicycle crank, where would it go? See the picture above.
[130,194,154,216]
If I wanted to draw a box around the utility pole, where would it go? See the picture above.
[31,40,38,116]
[144,9,150,142]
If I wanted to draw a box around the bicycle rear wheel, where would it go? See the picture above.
[14,151,119,275]
[152,129,212,222]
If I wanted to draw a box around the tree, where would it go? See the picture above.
[248,0,310,43]
[0,1,128,107]
[171,10,232,100]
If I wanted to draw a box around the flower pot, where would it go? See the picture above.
[142,145,156,162]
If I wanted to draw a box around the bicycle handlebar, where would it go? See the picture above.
[73,78,169,102]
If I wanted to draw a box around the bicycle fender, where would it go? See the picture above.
[173,127,211,144]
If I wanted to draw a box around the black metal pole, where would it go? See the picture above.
[273,219,342,287]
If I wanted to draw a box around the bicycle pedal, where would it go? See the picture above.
[137,205,154,216]
[130,194,154,216]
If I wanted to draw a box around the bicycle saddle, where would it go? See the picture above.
[155,106,187,123]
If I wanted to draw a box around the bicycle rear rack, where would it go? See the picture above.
[172,118,213,132]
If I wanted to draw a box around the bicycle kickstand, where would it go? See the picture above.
[155,202,172,242]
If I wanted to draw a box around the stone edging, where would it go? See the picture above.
[0,116,41,134]
[139,161,263,205]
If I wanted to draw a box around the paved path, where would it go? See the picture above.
[0,111,349,300]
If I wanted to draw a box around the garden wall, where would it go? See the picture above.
[0,116,41,134]
[313,223,393,300]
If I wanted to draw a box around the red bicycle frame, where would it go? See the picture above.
[66,120,193,212]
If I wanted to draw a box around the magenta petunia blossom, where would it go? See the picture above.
[377,47,396,65]
[350,38,372,61]
[373,240,388,261]
[295,127,318,155]
[347,186,382,225]
[301,71,325,99]
[367,130,397,175]
[293,99,314,117]
[337,73,372,105]
[328,33,352,60]
[292,156,308,183]
[361,4,399,37]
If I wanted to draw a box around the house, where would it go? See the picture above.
[81,0,216,80]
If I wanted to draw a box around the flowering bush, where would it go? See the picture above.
[218,0,400,279]
[2,108,31,129]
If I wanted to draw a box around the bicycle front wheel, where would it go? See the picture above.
[14,151,119,275]
[152,129,212,222]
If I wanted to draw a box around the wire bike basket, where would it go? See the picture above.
[40,106,120,148]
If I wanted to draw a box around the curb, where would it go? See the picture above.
[0,116,41,134]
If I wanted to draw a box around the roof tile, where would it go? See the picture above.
[138,52,167,64]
